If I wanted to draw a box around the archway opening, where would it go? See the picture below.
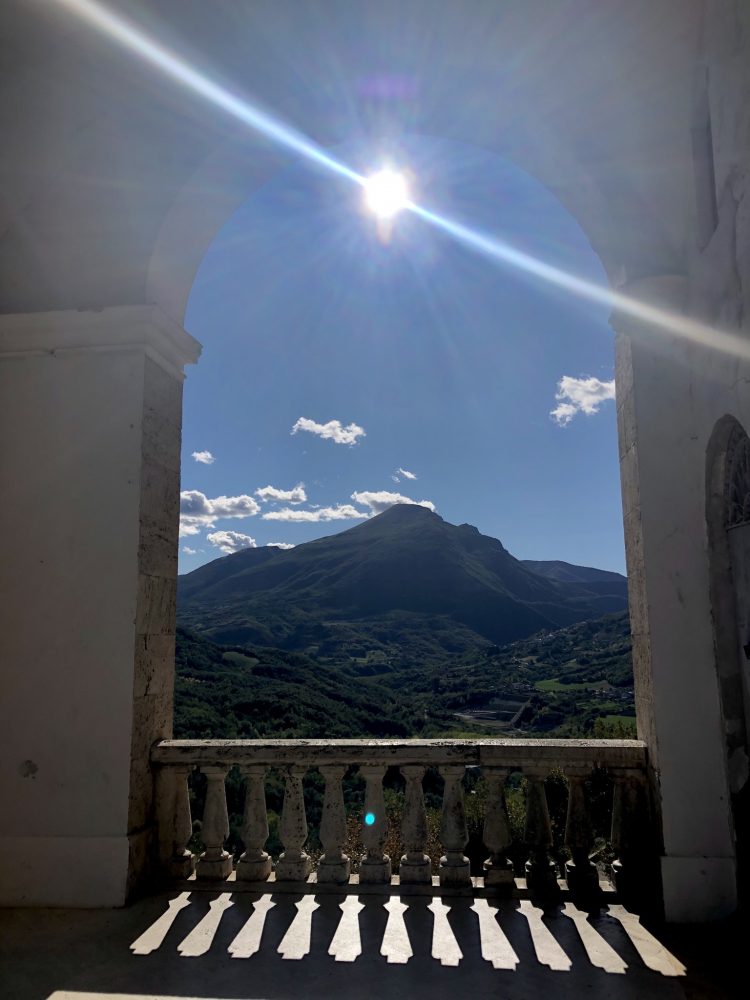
[174,133,630,749]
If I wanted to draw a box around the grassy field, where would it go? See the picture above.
[535,677,609,692]
[222,651,258,668]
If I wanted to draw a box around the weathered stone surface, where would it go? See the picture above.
[135,575,177,638]
[482,768,514,889]
[237,765,272,882]
[152,738,648,770]
[318,765,350,884]
[360,764,391,883]
[400,765,431,885]
[276,765,311,882]
[133,633,176,699]
[439,765,470,888]
[197,766,232,880]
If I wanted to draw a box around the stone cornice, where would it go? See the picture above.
[0,306,202,380]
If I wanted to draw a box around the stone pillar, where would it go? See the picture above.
[614,275,737,920]
[399,765,431,885]
[156,764,195,879]
[276,764,311,882]
[523,771,557,896]
[237,765,272,882]
[438,764,471,887]
[317,764,350,884]
[197,766,233,879]
[482,767,515,890]
[563,772,598,900]
[0,307,200,906]
[359,764,391,883]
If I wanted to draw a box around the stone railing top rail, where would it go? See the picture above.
[152,738,647,770]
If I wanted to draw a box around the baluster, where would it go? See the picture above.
[359,764,391,883]
[237,764,272,881]
[399,765,431,884]
[318,764,350,883]
[524,769,558,895]
[197,765,233,879]
[276,763,311,881]
[157,764,195,878]
[439,764,471,887]
[611,767,652,909]
[482,767,514,890]
[564,770,599,899]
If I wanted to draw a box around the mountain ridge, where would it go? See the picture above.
[178,503,627,655]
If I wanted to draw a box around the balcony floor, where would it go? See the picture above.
[0,885,742,1000]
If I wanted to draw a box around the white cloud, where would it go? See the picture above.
[207,530,257,554]
[182,546,198,555]
[263,504,368,523]
[179,521,203,538]
[351,490,436,515]
[191,450,215,465]
[551,375,616,426]
[267,541,295,549]
[179,490,260,537]
[256,483,307,504]
[291,417,366,446]
[398,467,417,480]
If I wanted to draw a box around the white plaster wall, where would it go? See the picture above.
[620,325,742,921]
[615,0,750,921]
[0,347,143,904]
[0,308,199,907]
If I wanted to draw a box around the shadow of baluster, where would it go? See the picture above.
[177,893,234,957]
[328,896,365,962]
[227,894,276,958]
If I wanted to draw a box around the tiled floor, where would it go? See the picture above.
[0,888,742,999]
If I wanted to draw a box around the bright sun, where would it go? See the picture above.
[363,168,410,220]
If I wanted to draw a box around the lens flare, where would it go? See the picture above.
[53,0,750,362]
[364,169,410,220]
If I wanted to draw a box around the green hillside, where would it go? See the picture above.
[174,610,634,741]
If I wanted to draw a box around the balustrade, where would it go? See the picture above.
[523,769,557,894]
[360,764,391,883]
[151,738,651,903]
[276,764,311,881]
[482,766,514,890]
[156,763,195,879]
[237,764,272,881]
[439,764,471,887]
[318,764,350,884]
[399,765,431,884]
[564,770,599,899]
[196,765,233,879]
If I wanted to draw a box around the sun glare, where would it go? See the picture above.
[363,168,410,220]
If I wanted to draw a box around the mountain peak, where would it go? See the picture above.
[179,503,629,654]
[375,502,440,521]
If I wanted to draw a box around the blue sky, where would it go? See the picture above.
[180,133,624,573]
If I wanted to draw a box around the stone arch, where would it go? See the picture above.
[144,124,639,328]
[706,414,750,894]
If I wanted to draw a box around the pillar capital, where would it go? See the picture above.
[0,305,201,380]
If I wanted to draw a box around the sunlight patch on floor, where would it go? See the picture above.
[120,890,689,981]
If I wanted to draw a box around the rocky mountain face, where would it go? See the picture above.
[178,504,628,656]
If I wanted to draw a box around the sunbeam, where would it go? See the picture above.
[55,0,362,185]
[54,0,750,361]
